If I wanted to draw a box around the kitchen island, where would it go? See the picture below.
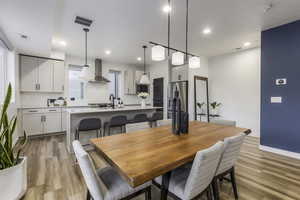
[66,106,161,153]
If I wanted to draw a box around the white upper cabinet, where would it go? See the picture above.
[20,56,38,91]
[38,58,53,92]
[20,55,65,93]
[124,70,135,95]
[53,60,65,92]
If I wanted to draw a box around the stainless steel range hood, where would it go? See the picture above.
[88,59,110,83]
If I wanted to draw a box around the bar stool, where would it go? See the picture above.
[75,118,102,140]
[128,113,148,124]
[105,115,127,136]
[148,112,163,127]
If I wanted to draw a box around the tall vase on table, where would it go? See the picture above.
[137,92,149,108]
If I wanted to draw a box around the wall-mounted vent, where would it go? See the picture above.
[75,16,93,27]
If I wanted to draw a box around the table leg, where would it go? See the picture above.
[161,171,172,200]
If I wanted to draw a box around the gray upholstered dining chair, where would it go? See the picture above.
[153,141,225,200]
[210,119,236,126]
[212,133,246,200]
[72,140,152,200]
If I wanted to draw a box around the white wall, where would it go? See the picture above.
[208,48,260,137]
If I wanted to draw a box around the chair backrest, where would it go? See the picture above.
[126,122,150,132]
[132,113,148,123]
[78,118,102,131]
[150,112,163,121]
[110,115,127,126]
[157,119,172,126]
[216,133,246,175]
[211,119,236,126]
[72,141,104,200]
[183,141,224,200]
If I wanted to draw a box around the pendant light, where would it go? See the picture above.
[189,56,200,68]
[139,45,150,85]
[152,45,165,61]
[172,51,184,65]
[185,0,200,68]
[83,28,89,67]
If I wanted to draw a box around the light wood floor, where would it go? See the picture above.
[21,135,300,200]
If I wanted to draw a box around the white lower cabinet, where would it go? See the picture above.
[22,108,63,136]
[44,112,62,133]
[22,113,44,136]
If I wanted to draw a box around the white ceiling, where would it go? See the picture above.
[1,0,300,65]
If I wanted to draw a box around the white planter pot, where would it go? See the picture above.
[0,157,27,200]
[211,109,218,115]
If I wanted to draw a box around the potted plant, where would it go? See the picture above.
[197,102,206,114]
[137,92,149,108]
[210,101,222,115]
[0,83,27,200]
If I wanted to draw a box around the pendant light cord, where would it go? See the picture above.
[83,28,89,67]
[185,0,189,61]
[168,0,171,57]
[143,45,147,74]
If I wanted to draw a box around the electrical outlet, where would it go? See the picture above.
[271,97,282,103]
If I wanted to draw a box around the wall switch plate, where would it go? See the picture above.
[276,78,287,85]
[271,97,282,103]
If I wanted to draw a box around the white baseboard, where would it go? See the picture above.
[259,145,300,160]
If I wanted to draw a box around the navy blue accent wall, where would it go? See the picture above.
[261,20,300,153]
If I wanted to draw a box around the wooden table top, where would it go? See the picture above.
[91,121,250,187]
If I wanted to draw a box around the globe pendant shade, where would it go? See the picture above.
[139,74,150,85]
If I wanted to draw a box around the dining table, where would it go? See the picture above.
[90,121,251,200]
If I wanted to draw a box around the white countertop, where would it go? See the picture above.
[66,106,161,114]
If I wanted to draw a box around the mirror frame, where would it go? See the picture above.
[194,76,210,122]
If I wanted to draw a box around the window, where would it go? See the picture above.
[69,66,85,100]
[108,70,120,98]
[0,46,6,103]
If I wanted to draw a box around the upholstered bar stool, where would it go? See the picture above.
[75,118,102,141]
[148,112,163,127]
[104,115,127,136]
[128,113,148,124]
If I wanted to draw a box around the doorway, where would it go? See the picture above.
[153,78,164,119]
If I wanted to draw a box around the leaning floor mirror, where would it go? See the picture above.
[194,76,209,122]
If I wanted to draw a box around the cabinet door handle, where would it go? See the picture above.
[41,116,43,122]
[29,110,38,113]
[49,109,57,112]
[38,84,40,90]
[35,84,38,90]
[44,115,46,122]
[62,85,64,91]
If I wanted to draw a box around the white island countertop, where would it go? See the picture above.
[66,106,162,114]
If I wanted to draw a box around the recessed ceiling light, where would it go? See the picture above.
[105,50,111,55]
[202,28,211,35]
[137,57,142,61]
[244,42,251,47]
[163,5,171,13]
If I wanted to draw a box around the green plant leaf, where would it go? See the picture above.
[0,83,11,132]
